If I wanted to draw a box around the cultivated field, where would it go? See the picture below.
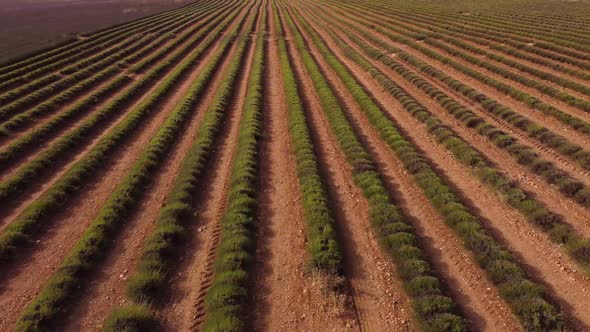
[0,0,192,63]
[0,0,589,331]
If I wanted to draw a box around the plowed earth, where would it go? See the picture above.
[0,0,589,330]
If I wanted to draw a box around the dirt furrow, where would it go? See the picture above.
[0,1,205,93]
[0,5,232,180]
[154,4,262,331]
[0,73,128,149]
[468,41,590,85]
[0,77,135,180]
[310,12,590,328]
[355,2,590,66]
[0,9,236,229]
[384,44,590,184]
[317,12,590,238]
[251,6,351,331]
[293,7,522,331]
[0,34,152,120]
[58,12,250,330]
[324,5,590,151]
[0,9,245,330]
[281,5,416,331]
[361,11,590,90]
[414,37,590,120]
[315,9,590,192]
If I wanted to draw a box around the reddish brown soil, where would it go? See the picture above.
[59,11,248,330]
[316,0,590,238]
[0,10,207,151]
[357,10,590,100]
[454,38,590,85]
[251,7,352,331]
[0,0,194,63]
[295,8,522,331]
[430,38,590,100]
[341,2,590,70]
[305,9,590,327]
[326,3,590,155]
[317,6,590,208]
[410,38,590,132]
[0,8,234,230]
[0,5,239,329]
[0,75,124,149]
[282,6,418,331]
[2,0,590,330]
[152,4,260,331]
[0,6,229,178]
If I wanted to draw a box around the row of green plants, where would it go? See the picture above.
[105,4,260,331]
[378,0,590,44]
[13,3,254,330]
[375,1,590,53]
[1,30,133,93]
[425,34,590,97]
[487,42,590,81]
[0,0,227,135]
[331,17,590,208]
[477,10,590,35]
[0,2,238,172]
[332,10,590,176]
[0,76,131,170]
[274,7,342,275]
[0,35,150,122]
[425,6,590,44]
[327,1,590,129]
[478,8,590,28]
[324,14,590,273]
[203,8,265,331]
[0,73,62,99]
[296,8,569,329]
[281,7,467,331]
[0,31,149,106]
[0,1,245,262]
[0,74,61,106]
[0,0,208,79]
[385,11,590,81]
[0,33,173,133]
[0,3,239,204]
[327,6,590,176]
[389,1,590,63]
[56,0,220,79]
[334,0,590,71]
[0,0,219,96]
[348,8,590,113]
[360,0,590,57]
[129,0,238,74]
[0,66,122,133]
[360,9,590,99]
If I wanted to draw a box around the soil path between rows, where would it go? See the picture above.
[294,6,522,331]
[327,3,590,155]
[0,3,229,165]
[251,4,352,331]
[0,5,241,329]
[0,5,236,230]
[281,5,417,331]
[309,9,590,328]
[312,3,590,234]
[154,3,262,330]
[357,7,590,101]
[58,5,251,330]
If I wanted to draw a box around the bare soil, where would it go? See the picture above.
[2,0,590,330]
[252,7,352,331]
